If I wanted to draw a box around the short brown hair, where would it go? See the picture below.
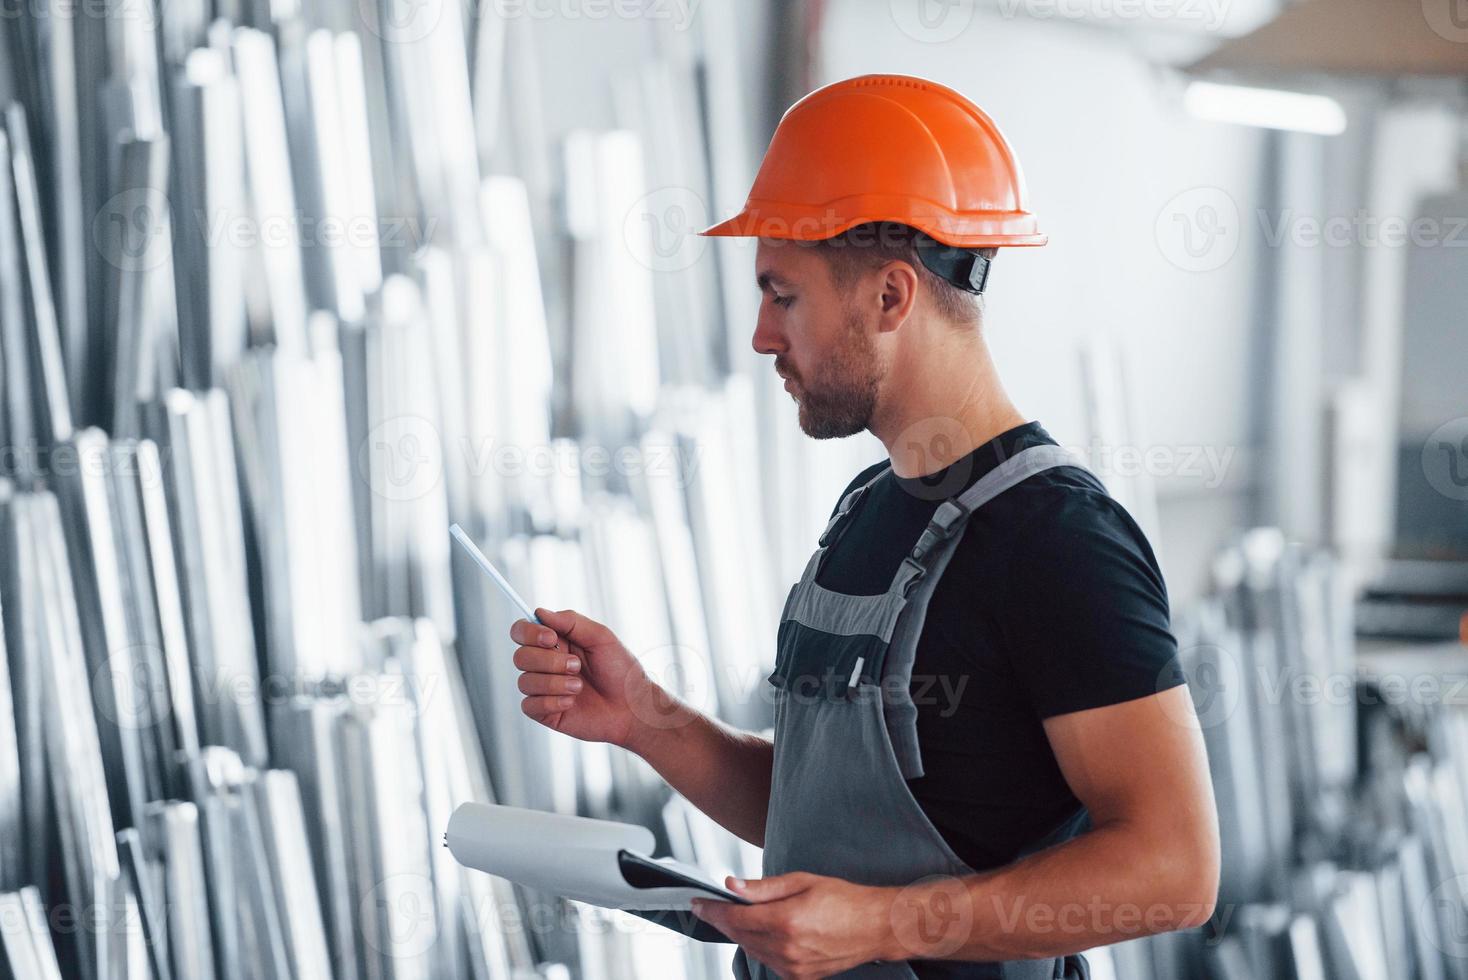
[807,222,994,325]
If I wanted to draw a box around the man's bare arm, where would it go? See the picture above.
[884,684,1220,961]
[627,704,774,846]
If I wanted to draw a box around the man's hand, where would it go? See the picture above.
[509,607,775,845]
[691,873,899,980]
[509,608,679,749]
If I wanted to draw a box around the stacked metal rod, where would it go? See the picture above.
[1101,533,1468,980]
[0,0,787,976]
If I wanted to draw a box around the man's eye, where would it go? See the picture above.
[772,294,795,308]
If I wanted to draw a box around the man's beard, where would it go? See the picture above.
[781,309,881,440]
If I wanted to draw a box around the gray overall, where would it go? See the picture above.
[733,446,1091,980]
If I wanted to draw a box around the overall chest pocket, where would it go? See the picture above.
[768,619,890,709]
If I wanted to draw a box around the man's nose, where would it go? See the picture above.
[752,308,786,356]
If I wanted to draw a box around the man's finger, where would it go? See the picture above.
[729,872,815,903]
[537,608,617,648]
[518,673,584,697]
[520,695,575,718]
[509,619,559,648]
[695,897,783,935]
[512,645,581,675]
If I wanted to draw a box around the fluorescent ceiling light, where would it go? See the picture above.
[1183,80,1347,135]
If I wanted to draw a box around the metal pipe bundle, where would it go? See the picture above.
[0,887,64,980]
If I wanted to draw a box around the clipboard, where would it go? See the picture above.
[446,803,748,942]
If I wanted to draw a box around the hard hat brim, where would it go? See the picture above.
[699,202,1048,248]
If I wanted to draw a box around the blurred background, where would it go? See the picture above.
[0,0,1464,977]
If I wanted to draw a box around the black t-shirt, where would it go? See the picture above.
[817,421,1185,873]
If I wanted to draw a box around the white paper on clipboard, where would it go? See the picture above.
[445,802,748,911]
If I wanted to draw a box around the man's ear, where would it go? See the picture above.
[877,260,919,332]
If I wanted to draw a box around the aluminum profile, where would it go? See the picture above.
[30,491,121,980]
[141,800,216,980]
[0,494,51,888]
[169,50,247,389]
[231,27,309,354]
[100,136,169,439]
[149,388,267,766]
[4,105,71,444]
[54,429,158,833]
[279,28,366,324]
[338,698,438,980]
[0,130,37,478]
[0,559,21,892]
[268,696,358,980]
[125,439,202,787]
[248,769,334,980]
[229,344,364,682]
[116,828,172,980]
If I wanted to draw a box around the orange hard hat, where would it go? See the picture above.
[701,74,1046,249]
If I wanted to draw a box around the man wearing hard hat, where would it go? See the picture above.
[511,75,1220,979]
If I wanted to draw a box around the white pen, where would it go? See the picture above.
[449,524,543,625]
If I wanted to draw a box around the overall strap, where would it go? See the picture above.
[883,444,1088,781]
[816,463,892,550]
[888,445,1085,599]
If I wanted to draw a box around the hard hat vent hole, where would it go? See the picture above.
[855,76,930,92]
